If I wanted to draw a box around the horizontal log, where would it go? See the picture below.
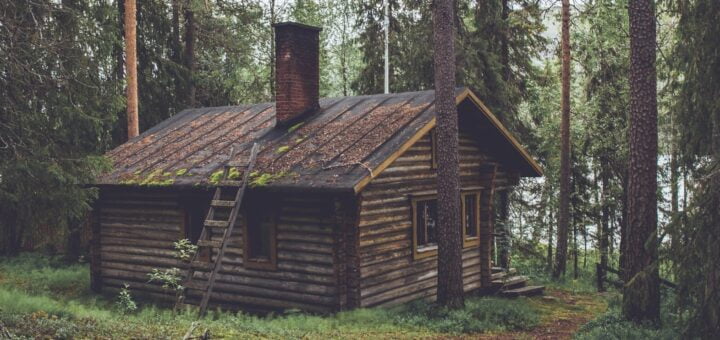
[101,245,177,258]
[101,236,176,250]
[102,252,183,268]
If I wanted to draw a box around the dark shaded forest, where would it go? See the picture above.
[1,0,718,338]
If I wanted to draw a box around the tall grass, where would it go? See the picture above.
[0,253,545,339]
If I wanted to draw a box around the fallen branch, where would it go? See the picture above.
[183,321,198,340]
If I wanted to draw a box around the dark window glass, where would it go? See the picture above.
[246,202,274,261]
[416,199,438,247]
[464,194,478,238]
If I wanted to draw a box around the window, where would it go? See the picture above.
[243,196,277,270]
[412,197,438,259]
[462,192,480,247]
[430,129,438,169]
[412,191,481,260]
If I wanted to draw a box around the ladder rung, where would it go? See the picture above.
[218,180,243,187]
[204,220,229,228]
[197,239,222,248]
[211,200,235,207]
[184,280,208,291]
[190,261,214,271]
[226,161,249,167]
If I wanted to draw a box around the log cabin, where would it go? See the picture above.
[91,22,543,313]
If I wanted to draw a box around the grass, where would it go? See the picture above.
[0,253,575,339]
[573,292,681,340]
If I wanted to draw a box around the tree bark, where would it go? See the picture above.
[623,0,660,324]
[184,2,196,107]
[598,159,611,292]
[124,0,139,138]
[554,0,571,279]
[115,0,125,82]
[433,0,464,309]
[497,190,511,269]
[269,0,276,100]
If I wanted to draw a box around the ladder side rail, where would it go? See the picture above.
[198,143,258,315]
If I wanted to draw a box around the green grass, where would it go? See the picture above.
[0,253,552,339]
[573,294,681,340]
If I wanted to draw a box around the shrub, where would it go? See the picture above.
[115,284,137,314]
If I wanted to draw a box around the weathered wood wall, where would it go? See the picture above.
[94,188,187,303]
[357,129,516,308]
[94,188,345,313]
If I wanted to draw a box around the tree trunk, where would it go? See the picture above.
[269,0,276,100]
[115,0,125,82]
[554,0,571,279]
[547,210,554,272]
[598,159,611,292]
[124,0,139,138]
[500,0,510,82]
[497,190,511,269]
[433,0,464,309]
[623,0,660,324]
[184,2,196,107]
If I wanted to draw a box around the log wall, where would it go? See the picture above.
[94,188,344,313]
[357,130,515,308]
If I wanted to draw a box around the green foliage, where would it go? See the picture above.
[227,167,241,180]
[147,268,183,292]
[115,284,138,314]
[248,171,289,187]
[276,145,290,154]
[175,168,188,176]
[575,298,680,340]
[392,298,539,334]
[287,122,304,133]
[0,253,563,338]
[208,169,225,185]
[172,239,198,262]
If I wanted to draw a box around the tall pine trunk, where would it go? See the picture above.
[598,159,611,292]
[554,0,571,279]
[124,0,139,138]
[433,0,464,309]
[184,3,196,107]
[624,0,660,324]
[495,0,512,270]
[269,0,276,100]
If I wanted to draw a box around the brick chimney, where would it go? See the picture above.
[273,22,322,126]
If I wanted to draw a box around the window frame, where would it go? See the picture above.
[430,129,438,169]
[461,191,481,248]
[242,199,278,271]
[411,195,439,260]
[411,190,482,260]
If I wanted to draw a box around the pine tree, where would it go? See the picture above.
[125,0,139,138]
[554,0,571,279]
[433,0,464,309]
[623,0,660,324]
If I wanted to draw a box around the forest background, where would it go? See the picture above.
[1,0,718,336]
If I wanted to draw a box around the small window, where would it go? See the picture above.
[462,192,480,247]
[243,197,277,270]
[430,129,438,169]
[412,196,438,259]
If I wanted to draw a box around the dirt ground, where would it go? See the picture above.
[472,289,608,340]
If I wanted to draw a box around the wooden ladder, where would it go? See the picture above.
[176,143,259,317]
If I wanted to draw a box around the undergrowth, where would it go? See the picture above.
[0,253,550,339]
[573,287,682,339]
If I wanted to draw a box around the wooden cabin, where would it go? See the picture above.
[91,22,543,313]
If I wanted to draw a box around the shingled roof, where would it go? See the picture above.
[96,87,542,193]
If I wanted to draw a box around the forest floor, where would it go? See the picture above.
[476,289,607,340]
[0,253,609,339]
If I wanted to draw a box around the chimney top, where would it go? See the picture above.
[272,21,322,32]
[273,21,322,127]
